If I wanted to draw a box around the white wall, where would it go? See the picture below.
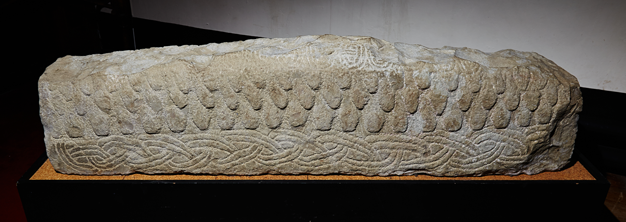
[131,0,626,93]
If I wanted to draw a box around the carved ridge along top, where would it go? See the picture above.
[38,35,582,176]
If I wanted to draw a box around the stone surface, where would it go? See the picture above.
[38,35,582,176]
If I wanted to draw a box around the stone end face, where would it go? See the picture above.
[38,35,582,176]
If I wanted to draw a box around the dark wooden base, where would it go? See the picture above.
[18,151,616,221]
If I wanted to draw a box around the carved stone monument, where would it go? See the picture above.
[38,35,582,176]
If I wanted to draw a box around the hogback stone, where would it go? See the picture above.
[38,35,582,176]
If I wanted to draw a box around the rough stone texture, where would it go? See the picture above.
[38,35,582,176]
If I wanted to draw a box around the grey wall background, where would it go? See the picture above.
[130,0,626,93]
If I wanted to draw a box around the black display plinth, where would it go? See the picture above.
[18,151,616,222]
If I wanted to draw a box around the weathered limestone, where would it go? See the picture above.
[38,35,582,176]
